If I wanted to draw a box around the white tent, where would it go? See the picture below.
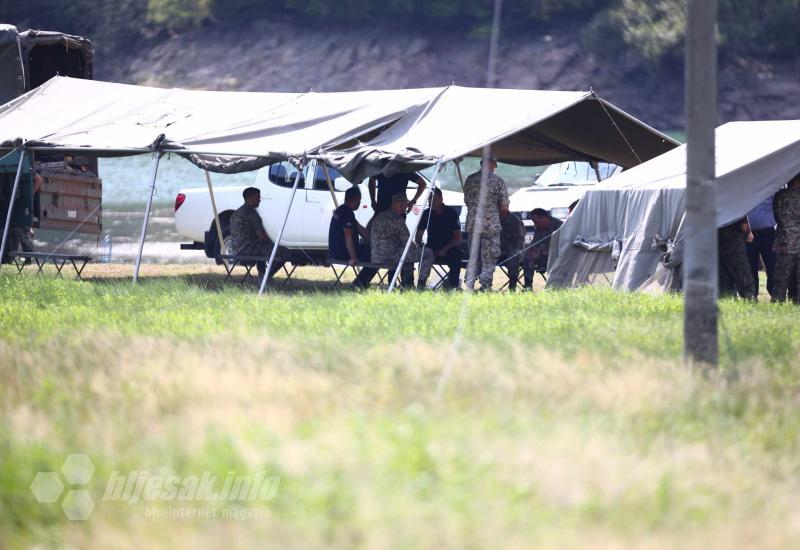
[0,77,678,292]
[547,120,800,292]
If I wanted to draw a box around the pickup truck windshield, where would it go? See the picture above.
[536,161,619,187]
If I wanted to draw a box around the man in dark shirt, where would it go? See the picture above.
[746,195,777,297]
[415,188,463,289]
[718,217,756,299]
[328,186,376,288]
[368,171,426,214]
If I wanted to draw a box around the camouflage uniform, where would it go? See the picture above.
[717,219,756,299]
[524,215,563,287]
[229,204,270,257]
[463,170,510,289]
[772,186,800,303]
[499,212,525,290]
[229,203,284,277]
[370,208,432,288]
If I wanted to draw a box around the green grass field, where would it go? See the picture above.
[2,269,800,548]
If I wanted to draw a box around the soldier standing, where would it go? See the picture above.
[772,174,800,303]
[370,192,432,289]
[717,217,756,299]
[499,210,525,291]
[463,156,510,291]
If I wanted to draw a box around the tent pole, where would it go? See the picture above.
[454,159,466,193]
[204,170,228,270]
[388,160,442,293]
[258,167,303,295]
[133,153,162,285]
[0,149,25,270]
[684,0,718,368]
[321,163,339,208]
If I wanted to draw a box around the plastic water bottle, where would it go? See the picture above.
[99,234,112,263]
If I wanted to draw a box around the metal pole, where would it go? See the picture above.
[0,150,25,269]
[133,153,162,285]
[454,159,466,193]
[387,161,442,293]
[204,170,228,270]
[684,0,718,367]
[258,167,303,295]
[321,163,339,208]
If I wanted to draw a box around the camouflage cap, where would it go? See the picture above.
[391,192,408,203]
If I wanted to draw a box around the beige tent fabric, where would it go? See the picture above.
[0,77,677,175]
[321,86,678,181]
[0,76,439,164]
[548,120,800,292]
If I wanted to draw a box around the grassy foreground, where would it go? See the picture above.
[1,270,800,548]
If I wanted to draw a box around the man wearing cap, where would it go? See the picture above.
[370,192,432,288]
[416,187,463,289]
[463,156,510,290]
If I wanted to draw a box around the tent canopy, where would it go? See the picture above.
[547,120,800,292]
[322,85,678,181]
[0,77,677,175]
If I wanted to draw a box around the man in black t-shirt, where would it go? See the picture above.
[328,186,376,288]
[415,188,463,289]
[368,171,426,214]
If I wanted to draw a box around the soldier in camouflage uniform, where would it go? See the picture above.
[370,192,432,288]
[499,210,525,291]
[229,187,282,278]
[524,208,563,289]
[717,217,756,299]
[463,157,510,290]
[772,174,800,303]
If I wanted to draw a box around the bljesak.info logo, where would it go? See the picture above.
[31,454,280,521]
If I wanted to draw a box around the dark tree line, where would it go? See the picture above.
[2,0,798,60]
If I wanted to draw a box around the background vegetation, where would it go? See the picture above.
[2,0,799,61]
[2,271,800,547]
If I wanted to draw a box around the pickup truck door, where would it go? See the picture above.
[304,161,350,245]
[257,161,307,246]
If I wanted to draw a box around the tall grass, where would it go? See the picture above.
[1,274,799,548]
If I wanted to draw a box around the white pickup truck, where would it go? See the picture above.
[174,159,466,264]
[509,161,622,233]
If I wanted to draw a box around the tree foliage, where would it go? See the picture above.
[1,0,797,61]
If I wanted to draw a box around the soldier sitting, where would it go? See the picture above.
[416,188,463,289]
[229,187,281,279]
[328,186,377,288]
[524,208,563,288]
[370,192,432,289]
[499,210,526,291]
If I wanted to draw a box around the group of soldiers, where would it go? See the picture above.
[229,158,564,290]
[326,156,561,291]
[717,172,800,303]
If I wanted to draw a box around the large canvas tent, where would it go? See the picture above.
[547,120,800,292]
[0,76,678,291]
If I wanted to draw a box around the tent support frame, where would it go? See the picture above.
[0,149,25,270]
[204,170,228,270]
[321,163,339,208]
[387,159,443,293]
[258,166,304,295]
[133,153,162,285]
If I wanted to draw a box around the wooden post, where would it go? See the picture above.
[684,0,719,367]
